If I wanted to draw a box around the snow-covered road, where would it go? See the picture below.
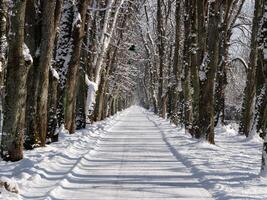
[0,93,261,199]
[35,106,212,200]
[2,106,266,200]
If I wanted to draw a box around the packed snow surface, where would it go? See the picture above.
[0,106,266,199]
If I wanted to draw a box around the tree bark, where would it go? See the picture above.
[157,0,166,118]
[259,0,267,174]
[198,1,220,144]
[1,0,28,161]
[239,0,263,137]
[55,0,74,128]
[64,0,89,133]
[35,0,62,146]
[47,0,63,143]
[24,0,42,150]
[47,74,59,143]
[94,70,107,121]
[0,0,7,90]
[75,70,87,130]
[170,0,182,124]
[183,0,193,132]
[189,0,200,135]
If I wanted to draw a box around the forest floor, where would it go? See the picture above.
[0,106,266,200]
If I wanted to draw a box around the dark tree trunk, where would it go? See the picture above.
[198,2,220,144]
[169,0,182,124]
[75,70,87,130]
[0,0,7,90]
[157,0,166,118]
[47,74,59,143]
[239,0,263,137]
[183,0,193,132]
[1,0,28,161]
[215,32,230,126]
[47,0,63,143]
[24,0,42,150]
[36,0,62,146]
[64,0,90,133]
[189,0,200,135]
[258,0,267,173]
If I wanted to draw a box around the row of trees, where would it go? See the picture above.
[0,0,138,161]
[0,0,266,173]
[136,0,267,171]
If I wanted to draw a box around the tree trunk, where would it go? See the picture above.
[75,70,87,130]
[1,0,28,161]
[35,0,61,146]
[47,0,63,143]
[170,0,182,124]
[94,71,106,121]
[24,0,42,150]
[215,30,230,126]
[189,0,200,135]
[0,0,7,133]
[64,0,89,133]
[47,74,59,143]
[102,85,109,120]
[239,0,262,137]
[183,0,193,132]
[55,0,74,128]
[0,0,7,90]
[259,0,267,174]
[198,1,220,144]
[157,0,165,118]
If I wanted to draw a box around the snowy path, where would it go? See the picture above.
[33,106,212,200]
[1,106,266,200]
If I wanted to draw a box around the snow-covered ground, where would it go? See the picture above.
[0,110,128,200]
[146,109,266,200]
[0,106,266,199]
